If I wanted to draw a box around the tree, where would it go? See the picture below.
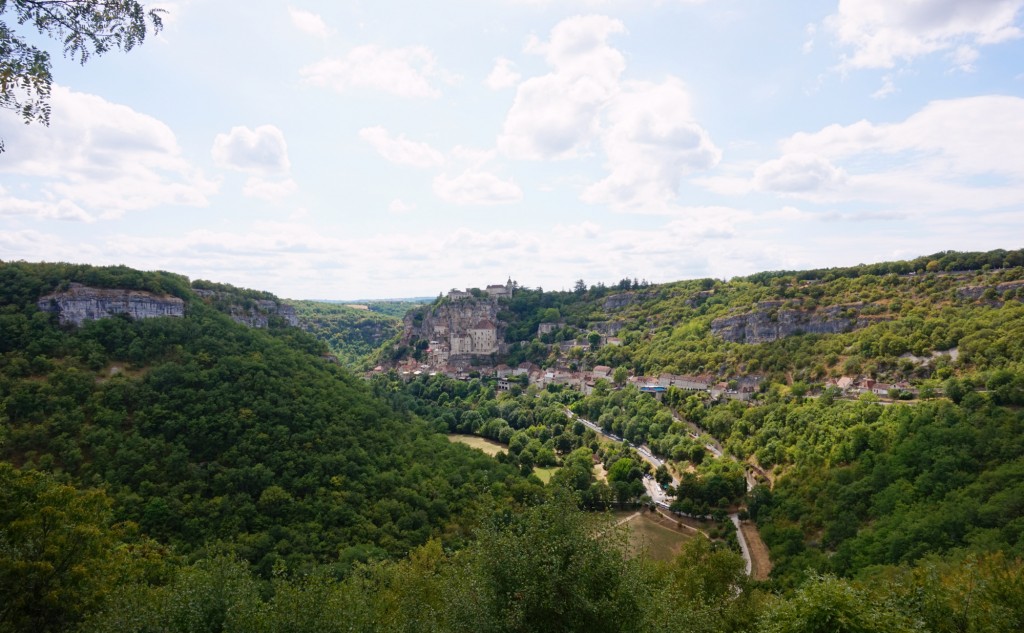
[0,1,164,152]
[613,366,628,387]
[0,463,134,632]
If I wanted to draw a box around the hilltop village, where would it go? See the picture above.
[376,278,934,403]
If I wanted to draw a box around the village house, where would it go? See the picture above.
[515,362,538,376]
[538,321,565,335]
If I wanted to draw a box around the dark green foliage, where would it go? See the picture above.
[0,261,525,578]
[290,300,404,369]
[753,399,1024,586]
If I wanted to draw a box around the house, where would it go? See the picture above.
[485,279,514,299]
[447,289,471,300]
[592,365,613,379]
[516,362,539,376]
[495,364,513,378]
[674,375,711,391]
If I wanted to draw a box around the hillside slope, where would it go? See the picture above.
[0,261,530,577]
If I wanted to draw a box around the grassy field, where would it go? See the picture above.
[446,434,506,456]
[532,466,560,483]
[613,510,696,562]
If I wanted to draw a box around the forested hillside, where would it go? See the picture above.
[0,261,539,630]
[291,300,406,368]
[3,257,1024,633]
[421,248,1024,389]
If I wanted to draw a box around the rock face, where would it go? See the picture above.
[602,292,653,311]
[404,296,504,365]
[711,301,885,344]
[193,290,299,328]
[38,283,185,326]
[956,280,1024,302]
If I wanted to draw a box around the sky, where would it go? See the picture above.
[2,0,1024,300]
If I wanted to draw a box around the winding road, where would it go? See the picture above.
[566,407,758,576]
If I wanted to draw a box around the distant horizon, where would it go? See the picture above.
[4,1,1024,299]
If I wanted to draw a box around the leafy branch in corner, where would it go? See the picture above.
[0,0,164,152]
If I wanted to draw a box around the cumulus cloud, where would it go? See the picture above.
[754,154,847,194]
[0,85,214,219]
[498,15,626,159]
[212,125,291,175]
[433,170,523,205]
[751,96,1024,210]
[301,45,445,98]
[359,126,445,168]
[827,0,1024,70]
[0,187,95,222]
[582,78,721,213]
[288,6,331,39]
[210,125,296,200]
[485,57,522,90]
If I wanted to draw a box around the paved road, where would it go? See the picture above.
[730,513,753,576]
[567,408,677,487]
[567,406,756,575]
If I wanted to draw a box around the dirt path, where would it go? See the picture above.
[613,511,642,528]
[740,520,773,581]
[654,509,704,534]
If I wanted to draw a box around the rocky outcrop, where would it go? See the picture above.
[193,289,298,328]
[602,291,655,311]
[711,302,886,344]
[38,283,185,326]
[227,300,299,328]
[956,280,1024,302]
[404,297,504,364]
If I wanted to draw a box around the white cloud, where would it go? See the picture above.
[485,57,522,90]
[243,177,298,200]
[301,45,445,98]
[802,23,817,54]
[872,74,897,99]
[827,0,1024,70]
[754,154,847,194]
[753,96,1024,210]
[358,126,445,168]
[288,6,331,39]
[498,15,626,159]
[211,125,291,176]
[948,44,980,71]
[582,78,721,213]
[0,187,95,222]
[0,85,214,219]
[389,199,417,214]
[433,170,523,205]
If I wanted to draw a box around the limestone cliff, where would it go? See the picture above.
[37,283,185,326]
[193,290,299,328]
[403,296,505,365]
[711,301,888,344]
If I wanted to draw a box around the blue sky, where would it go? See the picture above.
[2,0,1024,299]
